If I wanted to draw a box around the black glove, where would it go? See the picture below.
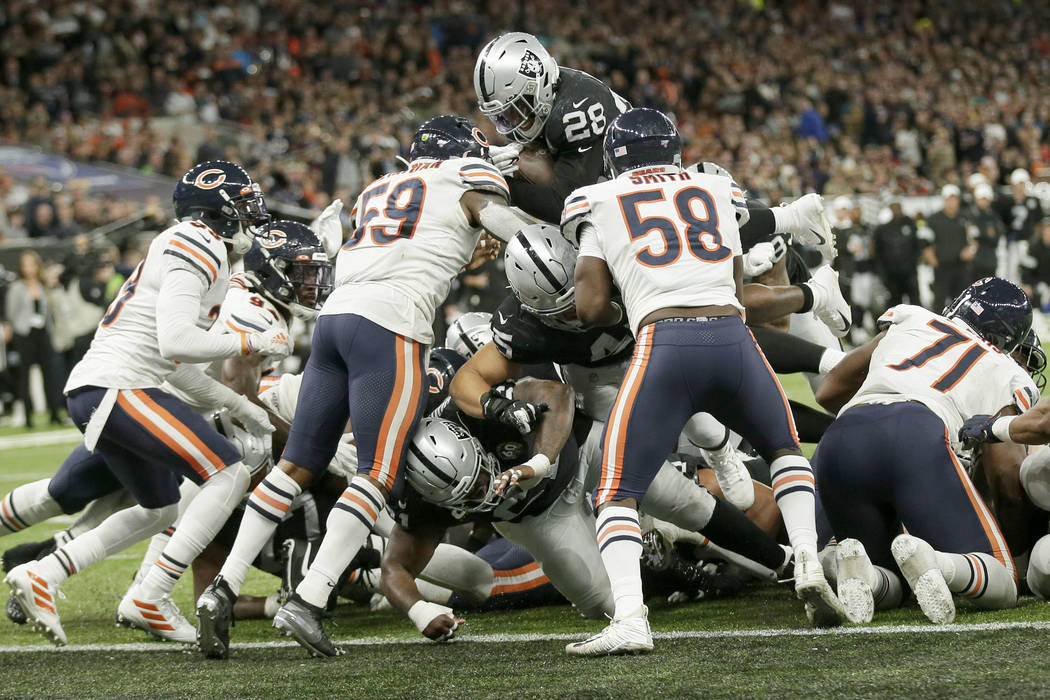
[958,414,1000,447]
[481,390,548,435]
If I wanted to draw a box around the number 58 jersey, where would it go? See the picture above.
[570,165,744,336]
[842,304,1038,453]
[321,157,510,345]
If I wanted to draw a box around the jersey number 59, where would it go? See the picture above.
[345,178,426,249]
[617,187,731,267]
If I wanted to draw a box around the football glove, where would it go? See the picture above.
[958,414,1000,447]
[742,237,787,277]
[226,394,275,436]
[311,198,344,259]
[481,390,547,435]
[246,327,293,359]
[489,143,523,177]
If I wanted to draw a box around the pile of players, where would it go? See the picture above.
[3,32,1050,659]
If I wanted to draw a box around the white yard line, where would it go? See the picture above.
[1,620,1048,653]
[0,429,81,451]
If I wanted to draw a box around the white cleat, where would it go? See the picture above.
[807,265,852,338]
[794,549,845,628]
[117,584,197,644]
[4,564,66,645]
[703,446,755,511]
[781,193,837,262]
[565,606,653,657]
[836,539,875,624]
[892,534,955,625]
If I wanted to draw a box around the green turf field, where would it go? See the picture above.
[1,374,1049,697]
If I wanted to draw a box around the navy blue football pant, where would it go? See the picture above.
[282,313,426,496]
[47,444,123,513]
[596,316,800,505]
[67,386,240,509]
[813,402,1013,574]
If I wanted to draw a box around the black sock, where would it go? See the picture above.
[790,400,835,443]
[749,325,828,374]
[701,499,786,571]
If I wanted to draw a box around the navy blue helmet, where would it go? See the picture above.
[944,277,1032,353]
[244,220,333,321]
[603,108,682,177]
[1015,328,1046,391]
[426,347,468,414]
[409,115,490,162]
[173,161,269,249]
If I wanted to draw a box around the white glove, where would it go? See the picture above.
[489,143,523,177]
[311,198,344,259]
[246,327,293,359]
[226,394,275,435]
[742,237,787,277]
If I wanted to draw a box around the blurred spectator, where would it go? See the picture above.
[4,250,65,426]
[970,184,1004,281]
[997,169,1043,284]
[873,200,921,307]
[923,185,971,310]
[1022,219,1050,311]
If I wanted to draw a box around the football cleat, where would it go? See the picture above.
[196,575,237,659]
[2,533,62,573]
[807,265,852,338]
[836,539,875,624]
[781,193,837,262]
[703,446,755,511]
[273,594,345,658]
[793,549,844,628]
[116,585,196,644]
[4,564,66,645]
[565,606,653,656]
[892,534,955,625]
[6,595,27,624]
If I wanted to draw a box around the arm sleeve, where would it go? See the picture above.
[166,363,240,411]
[156,271,244,363]
[739,206,776,251]
[508,146,605,224]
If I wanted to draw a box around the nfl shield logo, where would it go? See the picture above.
[518,50,543,78]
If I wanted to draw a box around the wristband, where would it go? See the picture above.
[523,453,553,479]
[992,416,1016,443]
[796,283,815,313]
[408,600,454,634]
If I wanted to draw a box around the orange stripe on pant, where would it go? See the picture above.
[943,428,1015,578]
[383,342,425,491]
[117,392,210,482]
[746,328,800,446]
[495,562,541,578]
[134,390,227,475]
[598,325,655,504]
[370,338,409,489]
[491,575,551,595]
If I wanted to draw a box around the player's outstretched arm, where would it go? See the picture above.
[494,378,575,495]
[461,190,533,243]
[815,331,886,414]
[962,400,1050,446]
[450,342,523,419]
[574,249,622,327]
[381,524,465,641]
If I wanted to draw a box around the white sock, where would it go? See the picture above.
[769,455,818,556]
[66,489,136,537]
[219,468,302,595]
[871,564,904,610]
[33,503,178,585]
[139,464,249,599]
[937,551,1017,609]
[135,527,174,584]
[596,506,644,619]
[415,578,453,605]
[296,477,385,608]
[818,348,846,375]
[681,413,728,450]
[0,479,61,535]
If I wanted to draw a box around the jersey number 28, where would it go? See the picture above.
[618,187,731,267]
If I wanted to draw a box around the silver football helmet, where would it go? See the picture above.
[505,223,580,331]
[474,32,560,143]
[405,418,501,513]
[445,312,493,357]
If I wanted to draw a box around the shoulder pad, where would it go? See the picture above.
[455,157,510,202]
[876,304,928,331]
[561,191,593,246]
[162,222,225,286]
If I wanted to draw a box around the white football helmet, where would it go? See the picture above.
[505,224,581,331]
[445,312,493,357]
[405,418,501,513]
[474,32,560,143]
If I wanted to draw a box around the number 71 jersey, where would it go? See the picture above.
[569,166,744,336]
[842,304,1038,453]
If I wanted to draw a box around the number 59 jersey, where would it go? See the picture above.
[842,304,1038,453]
[570,165,743,336]
[321,157,510,345]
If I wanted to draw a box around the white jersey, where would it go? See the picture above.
[65,220,230,391]
[571,165,744,336]
[321,157,510,344]
[842,304,1038,454]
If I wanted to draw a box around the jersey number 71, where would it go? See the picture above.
[617,187,730,267]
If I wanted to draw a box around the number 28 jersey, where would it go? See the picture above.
[842,304,1038,453]
[321,157,509,344]
[571,166,743,336]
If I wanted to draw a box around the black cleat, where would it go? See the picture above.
[2,538,57,573]
[6,595,27,624]
[272,594,344,658]
[197,575,237,659]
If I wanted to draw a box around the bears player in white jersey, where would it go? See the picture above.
[193,116,534,658]
[564,108,842,656]
[815,277,1035,625]
[2,161,291,645]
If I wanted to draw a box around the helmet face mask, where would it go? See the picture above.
[406,418,503,514]
[244,221,332,320]
[1013,329,1047,390]
[474,33,559,144]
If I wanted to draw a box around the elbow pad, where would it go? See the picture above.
[476,201,528,243]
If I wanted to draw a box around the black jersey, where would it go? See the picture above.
[490,295,634,368]
[395,403,580,532]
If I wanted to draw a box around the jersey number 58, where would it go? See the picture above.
[617,187,731,267]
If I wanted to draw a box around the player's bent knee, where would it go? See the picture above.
[277,460,316,487]
[1020,449,1050,511]
[1027,535,1050,601]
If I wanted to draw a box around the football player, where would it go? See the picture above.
[566,108,842,656]
[193,116,536,659]
[3,161,288,646]
[815,278,1035,624]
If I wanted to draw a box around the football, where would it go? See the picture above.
[514,144,555,185]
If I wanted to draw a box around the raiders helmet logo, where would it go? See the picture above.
[518,50,543,78]
[260,229,287,249]
[192,169,227,190]
[445,421,473,440]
